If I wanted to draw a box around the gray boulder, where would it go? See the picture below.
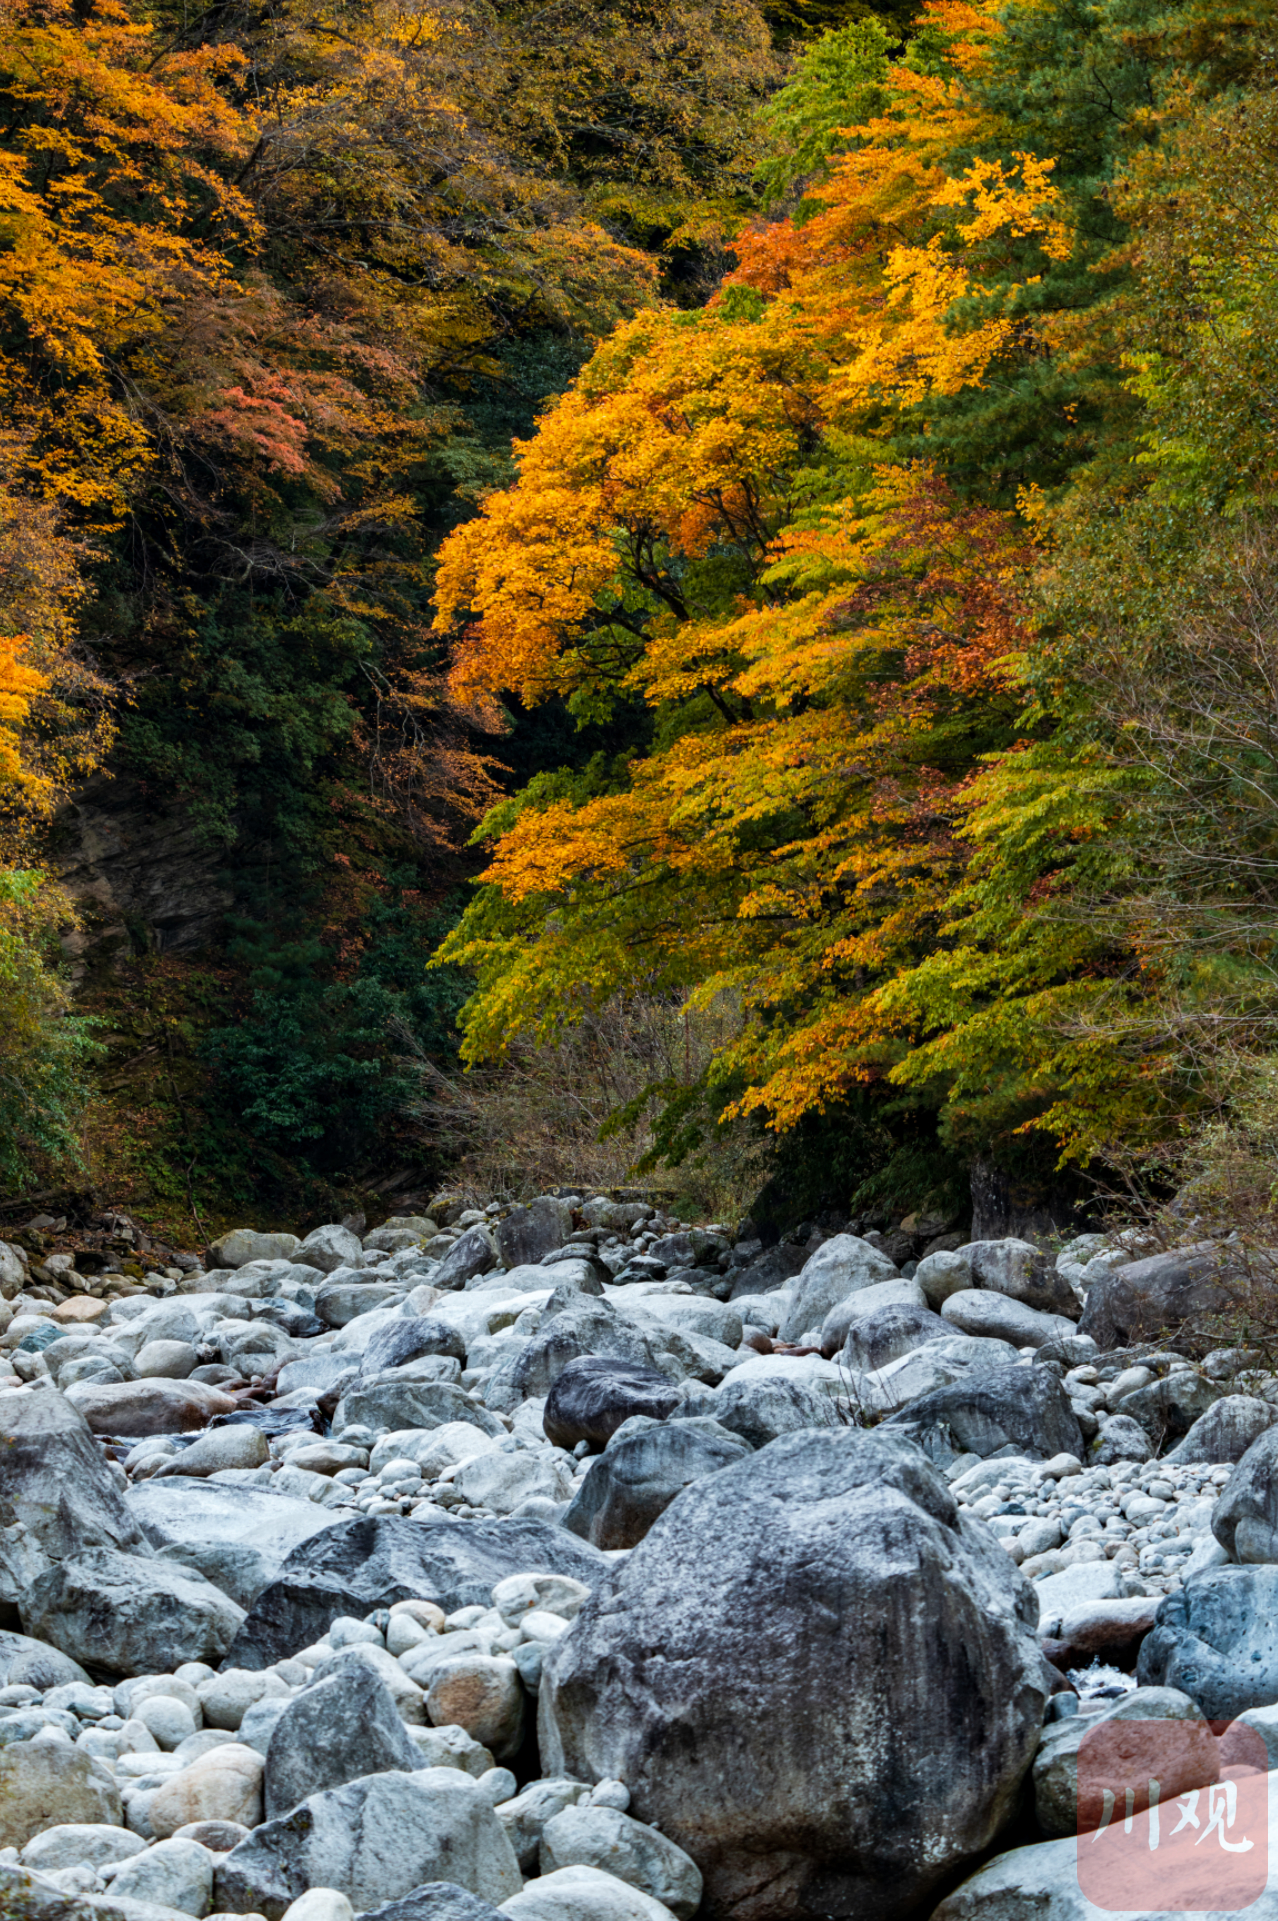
[359,1890,506,1921]
[539,1429,1046,1921]
[1165,1393,1278,1466]
[0,1741,122,1848]
[725,1242,807,1300]
[1115,1370,1223,1447]
[1079,1243,1242,1350]
[939,1292,1077,1350]
[962,1240,1079,1318]
[0,1386,144,1604]
[543,1359,683,1450]
[333,1380,503,1440]
[927,1832,1277,1920]
[837,1304,951,1374]
[214,1768,522,1918]
[1090,1414,1154,1465]
[21,1546,245,1677]
[497,1780,590,1874]
[223,1516,605,1669]
[264,1665,423,1819]
[496,1200,573,1270]
[434,1229,500,1291]
[540,1804,702,1918]
[362,1319,467,1376]
[884,1363,1084,1464]
[1032,1685,1216,1837]
[506,1300,676,1406]
[317,1282,405,1329]
[711,1374,842,1449]
[212,1229,302,1268]
[1212,1426,1278,1560]
[126,1479,345,1609]
[817,1279,927,1351]
[561,1417,750,1549]
[1137,1565,1278,1717]
[294,1224,365,1274]
[777,1235,898,1343]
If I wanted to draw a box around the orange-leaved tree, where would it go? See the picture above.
[430,2,1069,1163]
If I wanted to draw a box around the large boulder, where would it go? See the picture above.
[1165,1394,1278,1466]
[710,1373,842,1449]
[434,1229,500,1292]
[62,1378,238,1437]
[939,1292,1077,1351]
[294,1225,365,1274]
[883,1363,1085,1464]
[211,1230,302,1269]
[1078,1243,1241,1350]
[21,1546,246,1676]
[540,1805,702,1918]
[0,1743,122,1849]
[561,1417,750,1549]
[333,1380,504,1440]
[506,1301,675,1405]
[213,1768,522,1919]
[1137,1565,1278,1717]
[725,1243,807,1301]
[776,1236,898,1343]
[264,1665,424,1819]
[1211,1427,1278,1561]
[0,1386,144,1605]
[817,1280,927,1352]
[543,1360,683,1450]
[126,1479,346,1610]
[853,1337,1020,1419]
[223,1516,605,1669]
[359,1891,506,1921]
[962,1241,1079,1319]
[1114,1369,1223,1446]
[502,1865,683,1920]
[496,1200,573,1270]
[539,1429,1047,1921]
[1031,1685,1216,1838]
[362,1318,467,1375]
[837,1304,951,1374]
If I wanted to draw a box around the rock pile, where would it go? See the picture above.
[0,1196,1276,1917]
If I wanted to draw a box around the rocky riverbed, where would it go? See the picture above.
[3,1195,1278,1918]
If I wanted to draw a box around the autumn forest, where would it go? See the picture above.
[2,0,1277,1242]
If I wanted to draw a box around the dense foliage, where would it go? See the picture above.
[6,0,1278,1227]
[432,0,1278,1215]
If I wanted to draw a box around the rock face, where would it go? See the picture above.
[214,1768,523,1918]
[543,1360,684,1450]
[0,1386,144,1604]
[776,1235,899,1343]
[0,1744,121,1849]
[883,1364,1084,1464]
[1213,1427,1278,1560]
[21,1545,246,1676]
[224,1516,605,1669]
[1078,1243,1241,1350]
[710,1374,841,1449]
[1137,1565,1278,1717]
[561,1418,750,1550]
[539,1429,1047,1921]
[264,1666,423,1819]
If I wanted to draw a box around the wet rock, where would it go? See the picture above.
[542,1360,683,1451]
